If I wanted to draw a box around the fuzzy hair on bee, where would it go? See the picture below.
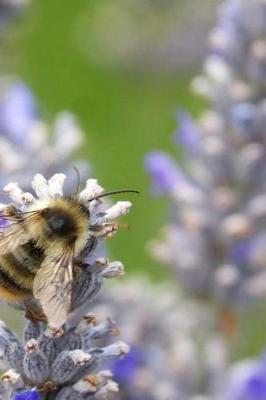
[0,173,137,328]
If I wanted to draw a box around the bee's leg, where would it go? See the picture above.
[90,223,118,239]
[25,307,47,323]
[73,262,83,278]
[98,223,118,238]
[74,236,99,275]
[1,204,19,217]
[79,235,98,259]
[24,300,47,323]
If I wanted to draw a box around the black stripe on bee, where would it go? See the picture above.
[20,241,45,271]
[0,266,32,296]
[1,254,35,283]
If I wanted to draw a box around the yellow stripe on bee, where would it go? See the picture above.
[0,285,30,302]
[0,254,35,290]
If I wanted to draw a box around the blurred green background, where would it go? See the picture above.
[4,0,207,278]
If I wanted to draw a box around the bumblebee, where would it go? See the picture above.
[0,188,137,328]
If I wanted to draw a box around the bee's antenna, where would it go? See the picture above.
[89,189,140,202]
[72,166,81,197]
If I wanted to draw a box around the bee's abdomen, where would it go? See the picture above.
[0,254,35,302]
[0,255,34,302]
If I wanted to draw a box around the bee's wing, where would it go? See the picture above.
[33,248,74,328]
[0,211,37,254]
[0,224,29,254]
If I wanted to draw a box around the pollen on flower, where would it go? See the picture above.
[25,339,38,353]
[1,369,21,384]
[70,350,92,365]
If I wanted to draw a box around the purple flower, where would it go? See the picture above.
[0,82,37,144]
[230,103,257,132]
[173,110,200,153]
[229,239,253,265]
[0,218,7,229]
[12,390,40,400]
[218,0,241,26]
[144,151,185,194]
[111,346,145,385]
[228,355,266,400]
[245,376,266,400]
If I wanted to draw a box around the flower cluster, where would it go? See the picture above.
[145,0,266,308]
[0,80,87,194]
[0,319,128,400]
[0,173,132,399]
[95,279,229,400]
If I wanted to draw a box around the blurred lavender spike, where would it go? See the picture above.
[0,81,37,144]
[94,278,229,400]
[0,79,88,194]
[173,109,201,153]
[144,151,186,195]
[146,0,266,308]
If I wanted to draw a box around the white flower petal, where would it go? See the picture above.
[22,192,35,204]
[101,261,125,278]
[105,201,132,220]
[3,182,24,205]
[53,112,83,157]
[32,174,50,199]
[48,173,66,198]
[79,179,104,202]
[204,55,232,84]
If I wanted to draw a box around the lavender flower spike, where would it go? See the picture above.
[146,0,266,308]
[173,109,201,153]
[94,278,229,400]
[0,81,37,144]
[0,172,134,399]
[144,151,185,195]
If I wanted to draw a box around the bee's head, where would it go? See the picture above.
[41,207,77,242]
